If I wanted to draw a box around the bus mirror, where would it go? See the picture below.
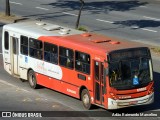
[105,68,109,75]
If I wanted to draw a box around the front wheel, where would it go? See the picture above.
[28,70,38,89]
[81,89,92,110]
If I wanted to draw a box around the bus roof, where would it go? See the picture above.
[39,33,144,55]
[3,21,84,38]
[4,21,145,55]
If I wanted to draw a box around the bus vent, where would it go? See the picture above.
[91,39,111,43]
[36,22,46,26]
[109,41,120,44]
[43,25,61,31]
[81,33,92,37]
[59,28,70,35]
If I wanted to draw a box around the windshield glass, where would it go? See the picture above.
[109,57,151,90]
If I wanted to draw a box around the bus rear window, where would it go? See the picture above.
[4,31,9,50]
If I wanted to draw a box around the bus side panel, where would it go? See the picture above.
[19,68,28,80]
[36,72,52,88]
[36,72,79,98]
[28,57,63,80]
[61,81,79,98]
[61,67,91,98]
[19,55,28,80]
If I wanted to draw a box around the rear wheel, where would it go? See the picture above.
[81,89,92,110]
[28,70,38,89]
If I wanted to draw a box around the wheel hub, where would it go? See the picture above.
[83,94,89,105]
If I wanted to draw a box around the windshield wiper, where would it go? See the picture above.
[138,57,142,76]
[118,60,122,80]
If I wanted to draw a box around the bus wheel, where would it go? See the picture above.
[28,70,38,89]
[81,89,92,110]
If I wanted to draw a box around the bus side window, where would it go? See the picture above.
[20,35,28,55]
[44,42,58,64]
[29,38,43,60]
[59,47,74,69]
[4,31,9,50]
[75,51,90,74]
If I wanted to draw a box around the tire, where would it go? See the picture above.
[81,89,92,110]
[28,70,38,89]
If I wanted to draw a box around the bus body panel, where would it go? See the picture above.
[19,54,29,80]
[2,21,154,110]
[36,72,80,98]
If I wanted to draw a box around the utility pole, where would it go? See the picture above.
[75,0,85,29]
[6,0,10,16]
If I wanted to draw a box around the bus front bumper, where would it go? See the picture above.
[108,93,154,109]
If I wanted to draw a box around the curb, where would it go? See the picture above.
[0,17,30,24]
[0,18,15,24]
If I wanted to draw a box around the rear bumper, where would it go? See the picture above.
[108,93,154,109]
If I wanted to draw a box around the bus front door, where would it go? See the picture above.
[94,61,105,106]
[11,37,19,75]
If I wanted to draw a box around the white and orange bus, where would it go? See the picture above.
[2,21,154,109]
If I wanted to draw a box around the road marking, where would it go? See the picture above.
[141,28,157,33]
[139,6,147,8]
[36,7,49,11]
[62,12,78,16]
[96,19,114,24]
[131,26,139,29]
[0,79,29,93]
[10,1,23,5]
[143,16,160,21]
[88,6,97,9]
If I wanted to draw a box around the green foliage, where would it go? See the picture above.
[151,47,160,53]
[77,26,88,32]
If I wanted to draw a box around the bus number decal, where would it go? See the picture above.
[137,87,146,92]
[67,88,76,94]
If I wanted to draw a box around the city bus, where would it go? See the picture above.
[2,21,154,110]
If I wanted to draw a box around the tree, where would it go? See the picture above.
[75,0,85,29]
[6,0,10,16]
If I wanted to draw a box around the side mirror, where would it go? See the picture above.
[104,60,109,75]
[105,68,109,75]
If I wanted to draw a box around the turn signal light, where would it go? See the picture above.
[148,88,154,94]
[110,92,117,100]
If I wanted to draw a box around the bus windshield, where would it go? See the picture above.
[108,48,152,90]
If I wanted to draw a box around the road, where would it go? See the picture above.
[0,0,160,46]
